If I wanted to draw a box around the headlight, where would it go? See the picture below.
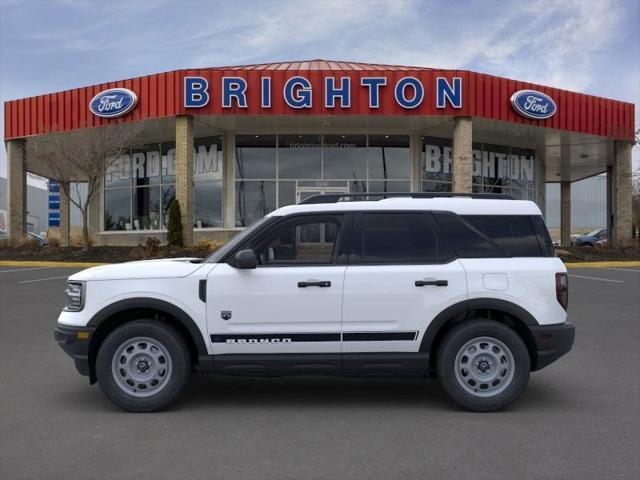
[64,282,85,312]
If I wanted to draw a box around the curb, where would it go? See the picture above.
[564,261,640,268]
[0,260,108,268]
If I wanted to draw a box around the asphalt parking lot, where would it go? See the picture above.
[1,265,639,480]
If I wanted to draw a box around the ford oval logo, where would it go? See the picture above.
[89,88,138,118]
[510,89,556,120]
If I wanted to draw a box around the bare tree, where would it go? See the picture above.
[27,121,144,250]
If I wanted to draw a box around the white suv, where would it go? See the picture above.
[55,193,574,412]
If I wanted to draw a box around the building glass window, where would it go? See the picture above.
[104,188,131,231]
[234,134,411,226]
[422,136,452,192]
[323,135,367,180]
[236,135,276,179]
[194,136,223,228]
[103,136,223,231]
[278,134,322,179]
[422,137,536,200]
[132,186,161,230]
[368,135,411,181]
[236,180,276,227]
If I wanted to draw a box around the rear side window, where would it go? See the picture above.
[462,215,542,257]
[530,215,555,257]
[353,213,454,264]
[433,212,503,258]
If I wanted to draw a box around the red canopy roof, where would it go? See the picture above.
[4,59,635,141]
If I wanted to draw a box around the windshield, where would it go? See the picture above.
[586,229,603,237]
[205,216,274,263]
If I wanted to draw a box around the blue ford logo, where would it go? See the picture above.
[510,89,556,120]
[89,88,138,118]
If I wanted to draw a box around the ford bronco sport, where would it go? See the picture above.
[55,193,574,412]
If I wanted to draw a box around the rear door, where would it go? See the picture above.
[341,212,467,355]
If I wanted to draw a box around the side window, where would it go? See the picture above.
[530,215,555,257]
[354,213,454,264]
[433,212,503,258]
[462,215,542,257]
[254,216,342,266]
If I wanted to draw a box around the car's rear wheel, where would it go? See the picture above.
[436,320,530,412]
[96,320,191,412]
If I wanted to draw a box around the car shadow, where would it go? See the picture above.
[54,374,575,414]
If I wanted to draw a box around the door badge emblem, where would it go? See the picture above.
[221,311,232,320]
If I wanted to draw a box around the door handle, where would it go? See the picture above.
[298,280,331,288]
[415,279,448,287]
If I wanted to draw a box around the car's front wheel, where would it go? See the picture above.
[436,320,530,412]
[96,320,191,412]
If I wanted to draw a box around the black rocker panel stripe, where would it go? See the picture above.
[342,331,418,341]
[211,332,418,343]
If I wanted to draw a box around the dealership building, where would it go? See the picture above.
[3,60,636,246]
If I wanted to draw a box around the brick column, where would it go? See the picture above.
[410,133,422,192]
[6,139,27,244]
[560,181,571,246]
[175,115,194,245]
[611,141,633,247]
[452,117,472,193]
[59,182,70,247]
[222,133,236,229]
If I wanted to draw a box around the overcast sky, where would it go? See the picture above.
[1,0,638,180]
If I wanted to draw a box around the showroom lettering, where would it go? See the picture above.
[183,76,462,109]
[424,144,534,181]
[106,144,220,182]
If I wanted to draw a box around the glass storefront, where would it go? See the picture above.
[235,134,410,227]
[422,136,535,200]
[103,132,536,232]
[104,136,222,231]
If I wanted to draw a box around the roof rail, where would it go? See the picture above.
[298,192,514,204]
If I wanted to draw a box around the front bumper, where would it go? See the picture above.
[54,324,95,377]
[529,321,575,371]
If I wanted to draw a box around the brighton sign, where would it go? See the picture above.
[89,88,138,118]
[183,75,463,110]
[510,89,557,120]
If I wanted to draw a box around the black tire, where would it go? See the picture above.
[96,320,191,412]
[436,319,530,412]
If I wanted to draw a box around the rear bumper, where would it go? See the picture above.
[54,324,95,377]
[530,321,575,371]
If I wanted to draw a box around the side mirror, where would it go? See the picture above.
[233,249,258,269]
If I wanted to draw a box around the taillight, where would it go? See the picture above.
[556,273,568,311]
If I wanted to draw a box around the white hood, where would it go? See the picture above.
[69,258,206,281]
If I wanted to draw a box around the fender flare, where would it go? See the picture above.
[87,298,208,356]
[419,298,539,353]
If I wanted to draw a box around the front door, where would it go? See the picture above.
[206,213,348,357]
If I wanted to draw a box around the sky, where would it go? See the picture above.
[0,0,638,181]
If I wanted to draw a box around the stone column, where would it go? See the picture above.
[410,133,422,192]
[175,115,194,245]
[222,133,236,229]
[59,182,70,247]
[606,165,613,243]
[535,150,547,217]
[611,141,633,247]
[452,117,472,193]
[6,139,27,244]
[560,181,571,246]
